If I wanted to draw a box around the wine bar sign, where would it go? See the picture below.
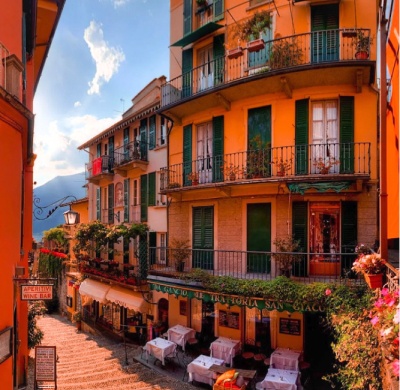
[20,285,53,301]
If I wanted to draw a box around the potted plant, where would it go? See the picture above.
[169,238,191,272]
[73,311,82,330]
[273,235,301,277]
[269,38,303,70]
[353,30,373,59]
[221,163,241,181]
[352,245,386,289]
[246,135,271,178]
[187,171,199,185]
[271,157,292,176]
[312,157,339,174]
[235,10,272,53]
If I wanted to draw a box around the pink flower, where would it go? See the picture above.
[325,289,332,296]
[381,288,389,296]
[391,360,400,377]
[370,316,379,326]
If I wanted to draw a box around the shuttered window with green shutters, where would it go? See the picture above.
[140,174,147,222]
[311,4,339,62]
[213,0,224,20]
[295,99,309,175]
[140,119,147,160]
[339,96,355,173]
[212,116,224,182]
[96,143,101,157]
[213,34,225,86]
[149,115,156,150]
[193,206,214,270]
[96,188,101,220]
[341,201,358,273]
[148,172,156,206]
[183,124,192,186]
[183,0,192,36]
[149,231,157,265]
[123,178,130,222]
[182,49,193,98]
[292,201,308,276]
[123,127,130,161]
[108,184,114,223]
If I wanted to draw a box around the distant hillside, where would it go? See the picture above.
[33,172,86,242]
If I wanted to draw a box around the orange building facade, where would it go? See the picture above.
[0,1,65,388]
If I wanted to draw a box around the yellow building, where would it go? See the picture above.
[149,0,379,372]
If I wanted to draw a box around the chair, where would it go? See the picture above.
[253,353,266,371]
[241,339,256,368]
[186,337,199,355]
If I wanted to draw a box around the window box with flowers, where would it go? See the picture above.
[312,157,339,174]
[271,157,292,177]
[221,163,242,181]
[352,246,386,289]
[187,171,199,185]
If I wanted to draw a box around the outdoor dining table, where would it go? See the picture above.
[167,324,196,351]
[187,355,225,385]
[144,337,177,366]
[257,367,300,390]
[210,337,241,366]
[270,348,301,371]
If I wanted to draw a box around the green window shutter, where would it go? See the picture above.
[140,119,148,160]
[149,232,157,247]
[96,188,101,220]
[183,0,192,36]
[149,231,157,265]
[149,115,156,150]
[108,184,114,223]
[212,116,224,182]
[148,172,156,206]
[295,99,309,175]
[123,237,130,264]
[213,34,225,85]
[96,144,101,157]
[182,49,193,98]
[340,96,355,173]
[123,178,130,222]
[311,5,339,62]
[183,125,192,186]
[292,201,308,276]
[213,0,224,20]
[193,206,214,270]
[140,174,148,222]
[341,201,358,273]
[123,127,130,160]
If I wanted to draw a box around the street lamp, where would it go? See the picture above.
[63,210,80,225]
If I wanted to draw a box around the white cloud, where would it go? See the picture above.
[113,0,130,8]
[74,101,81,107]
[84,21,125,95]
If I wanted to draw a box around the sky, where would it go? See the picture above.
[33,0,170,187]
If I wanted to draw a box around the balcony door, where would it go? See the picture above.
[197,122,213,183]
[311,100,339,173]
[198,45,214,91]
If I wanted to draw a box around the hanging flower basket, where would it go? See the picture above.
[364,273,383,289]
[247,39,265,53]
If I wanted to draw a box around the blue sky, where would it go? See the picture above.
[33,0,170,187]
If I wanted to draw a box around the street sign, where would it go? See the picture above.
[20,284,53,301]
[34,346,57,389]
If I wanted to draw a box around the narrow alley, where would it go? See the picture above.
[27,314,196,390]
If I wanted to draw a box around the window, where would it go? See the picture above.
[197,122,213,183]
[149,115,156,150]
[123,179,130,222]
[107,184,114,223]
[160,117,166,146]
[197,45,214,92]
[96,188,101,220]
[193,206,214,269]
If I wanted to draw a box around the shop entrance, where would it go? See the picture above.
[158,298,169,331]
[309,202,340,276]
[201,301,215,345]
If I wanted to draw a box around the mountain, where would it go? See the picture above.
[33,172,86,242]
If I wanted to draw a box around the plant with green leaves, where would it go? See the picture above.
[235,10,272,42]
[28,301,47,349]
[273,235,301,276]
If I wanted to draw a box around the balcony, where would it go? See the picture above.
[0,42,23,102]
[148,247,364,285]
[161,29,374,117]
[113,139,149,177]
[86,155,114,184]
[160,142,370,192]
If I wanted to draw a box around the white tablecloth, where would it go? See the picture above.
[187,355,225,385]
[167,325,196,351]
[270,348,301,370]
[258,368,300,390]
[144,337,177,365]
[210,337,241,366]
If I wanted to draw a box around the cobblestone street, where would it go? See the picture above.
[27,314,196,390]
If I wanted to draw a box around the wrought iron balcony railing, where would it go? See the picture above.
[161,28,372,107]
[113,139,149,167]
[85,155,114,179]
[149,247,364,285]
[160,142,370,190]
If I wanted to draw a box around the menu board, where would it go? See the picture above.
[35,346,56,382]
[219,310,239,329]
[279,318,301,335]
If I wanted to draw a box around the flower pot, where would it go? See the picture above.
[355,51,369,60]
[277,170,285,177]
[364,273,383,289]
[247,39,265,53]
[227,47,243,59]
[229,173,236,181]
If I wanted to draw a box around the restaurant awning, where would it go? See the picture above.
[106,286,147,312]
[79,279,110,303]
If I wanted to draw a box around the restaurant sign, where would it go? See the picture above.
[149,283,324,313]
[21,285,53,301]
